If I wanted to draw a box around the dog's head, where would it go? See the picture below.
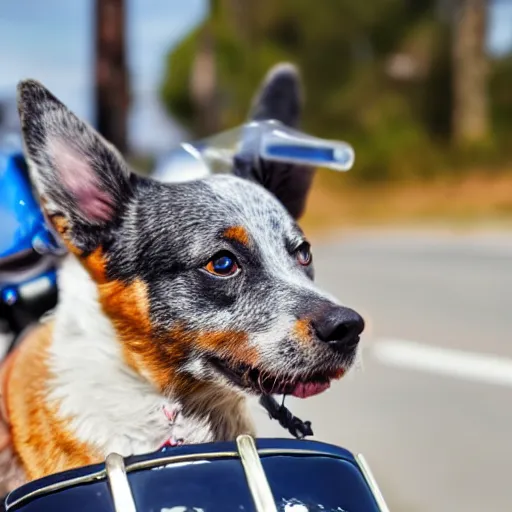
[17,64,364,401]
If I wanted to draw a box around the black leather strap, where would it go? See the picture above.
[259,395,314,439]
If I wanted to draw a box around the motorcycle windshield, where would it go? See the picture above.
[153,120,355,184]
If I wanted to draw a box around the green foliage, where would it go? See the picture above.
[160,27,200,130]
[490,56,512,142]
[160,0,512,183]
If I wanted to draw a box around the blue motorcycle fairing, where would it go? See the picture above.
[6,438,382,512]
[0,153,43,259]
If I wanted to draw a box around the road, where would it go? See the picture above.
[253,230,512,512]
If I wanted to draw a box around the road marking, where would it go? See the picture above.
[371,338,512,387]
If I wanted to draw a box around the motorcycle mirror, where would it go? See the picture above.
[152,120,355,184]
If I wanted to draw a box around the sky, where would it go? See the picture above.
[0,0,511,153]
[0,0,207,153]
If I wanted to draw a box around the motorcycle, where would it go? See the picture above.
[5,435,389,512]
[0,119,389,512]
[0,134,64,348]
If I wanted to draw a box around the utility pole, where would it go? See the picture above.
[190,23,219,137]
[94,0,130,154]
[452,0,490,146]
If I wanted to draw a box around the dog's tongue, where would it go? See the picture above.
[291,380,331,398]
[290,369,346,399]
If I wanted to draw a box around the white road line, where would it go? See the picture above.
[371,338,512,387]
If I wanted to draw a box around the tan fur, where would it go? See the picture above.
[98,276,259,399]
[6,322,100,480]
[0,345,27,494]
[293,318,313,344]
[180,385,256,441]
[98,277,170,388]
[223,226,250,246]
[46,214,107,284]
[97,276,257,441]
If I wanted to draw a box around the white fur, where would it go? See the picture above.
[47,255,214,456]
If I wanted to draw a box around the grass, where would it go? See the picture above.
[300,170,512,236]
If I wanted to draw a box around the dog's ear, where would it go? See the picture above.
[17,80,133,252]
[234,63,315,220]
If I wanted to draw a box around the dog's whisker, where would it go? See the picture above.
[270,373,279,394]
[257,371,264,394]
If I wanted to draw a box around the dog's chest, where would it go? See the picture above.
[50,374,216,457]
[98,399,215,456]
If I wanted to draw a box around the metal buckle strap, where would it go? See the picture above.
[105,436,280,512]
[236,435,278,512]
[105,453,136,512]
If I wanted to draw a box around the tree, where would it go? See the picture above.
[160,1,443,132]
[161,0,487,181]
[189,22,219,137]
[94,0,130,154]
[451,0,490,146]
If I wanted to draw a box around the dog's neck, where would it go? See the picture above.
[45,255,254,457]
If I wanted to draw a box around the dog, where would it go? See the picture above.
[0,63,364,492]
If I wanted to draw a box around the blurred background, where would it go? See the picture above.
[2,1,512,510]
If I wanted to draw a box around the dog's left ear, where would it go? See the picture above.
[234,63,315,220]
[17,79,133,252]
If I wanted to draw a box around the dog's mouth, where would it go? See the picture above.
[209,357,345,398]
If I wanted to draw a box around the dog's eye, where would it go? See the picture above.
[204,251,240,277]
[295,242,312,266]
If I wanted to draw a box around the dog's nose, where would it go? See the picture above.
[312,306,365,352]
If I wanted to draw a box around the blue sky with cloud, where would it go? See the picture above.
[1,0,511,153]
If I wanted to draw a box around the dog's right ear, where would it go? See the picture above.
[234,63,315,220]
[17,80,133,253]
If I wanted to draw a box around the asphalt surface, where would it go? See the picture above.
[253,230,512,512]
